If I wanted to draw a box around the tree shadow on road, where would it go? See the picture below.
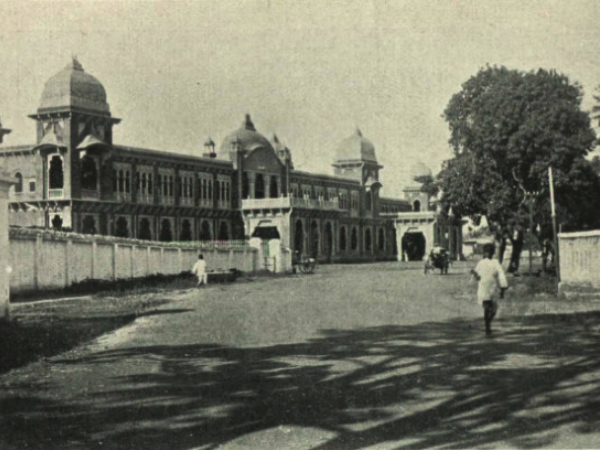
[2,313,600,450]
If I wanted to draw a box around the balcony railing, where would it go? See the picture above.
[81,189,99,200]
[179,197,194,206]
[48,189,64,199]
[137,194,154,204]
[114,192,132,202]
[242,196,342,211]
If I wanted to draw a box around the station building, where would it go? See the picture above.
[0,59,463,263]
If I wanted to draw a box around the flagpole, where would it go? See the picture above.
[548,167,560,283]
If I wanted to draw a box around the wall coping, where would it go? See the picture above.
[9,227,257,252]
[558,230,600,240]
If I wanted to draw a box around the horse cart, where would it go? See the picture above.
[424,246,450,275]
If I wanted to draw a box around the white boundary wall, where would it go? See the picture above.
[558,230,600,290]
[9,230,258,294]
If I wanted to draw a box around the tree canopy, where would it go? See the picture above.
[439,66,600,266]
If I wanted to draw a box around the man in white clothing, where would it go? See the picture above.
[192,254,208,287]
[471,243,508,335]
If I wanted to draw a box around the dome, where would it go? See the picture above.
[38,59,110,114]
[219,114,274,158]
[410,162,432,182]
[334,128,377,163]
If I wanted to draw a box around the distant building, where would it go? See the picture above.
[0,59,462,262]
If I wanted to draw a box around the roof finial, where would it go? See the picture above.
[243,113,256,131]
[70,54,83,71]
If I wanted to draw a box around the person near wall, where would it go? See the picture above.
[192,254,208,288]
[470,243,508,335]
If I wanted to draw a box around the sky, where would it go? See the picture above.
[0,0,599,197]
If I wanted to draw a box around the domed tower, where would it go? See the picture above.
[404,162,433,212]
[219,114,289,204]
[333,128,383,217]
[29,59,120,205]
[332,128,382,184]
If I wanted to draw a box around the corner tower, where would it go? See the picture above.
[28,59,120,209]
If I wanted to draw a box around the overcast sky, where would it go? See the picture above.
[0,0,598,197]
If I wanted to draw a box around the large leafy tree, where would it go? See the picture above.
[439,66,600,270]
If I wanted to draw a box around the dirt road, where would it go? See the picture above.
[1,262,600,450]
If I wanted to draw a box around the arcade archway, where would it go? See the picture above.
[401,232,426,261]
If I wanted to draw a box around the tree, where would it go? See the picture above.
[440,66,600,271]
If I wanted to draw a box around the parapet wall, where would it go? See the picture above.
[8,228,259,294]
[558,230,600,293]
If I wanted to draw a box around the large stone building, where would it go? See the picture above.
[0,59,462,263]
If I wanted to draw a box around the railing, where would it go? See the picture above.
[81,189,99,200]
[158,196,175,205]
[216,200,231,209]
[198,199,212,208]
[242,196,342,211]
[179,197,194,206]
[114,192,132,202]
[48,189,64,199]
[137,194,154,204]
[194,240,248,248]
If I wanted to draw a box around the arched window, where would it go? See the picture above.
[270,176,278,198]
[115,217,129,238]
[351,227,358,250]
[242,173,249,199]
[378,228,385,251]
[118,170,125,193]
[147,174,153,194]
[339,226,347,251]
[14,172,23,193]
[82,215,97,235]
[218,222,229,240]
[180,219,192,241]
[80,157,97,191]
[199,220,212,241]
[255,174,265,199]
[413,199,421,212]
[49,156,64,189]
[159,219,173,242]
[141,173,147,193]
[365,228,372,251]
[138,218,152,240]
[366,191,372,211]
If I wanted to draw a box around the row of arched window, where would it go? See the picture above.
[11,172,37,194]
[339,226,386,252]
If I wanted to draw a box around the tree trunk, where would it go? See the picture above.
[496,236,507,263]
[508,230,524,273]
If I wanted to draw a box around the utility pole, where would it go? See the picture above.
[549,167,560,283]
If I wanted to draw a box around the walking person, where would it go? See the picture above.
[192,254,208,288]
[471,243,508,335]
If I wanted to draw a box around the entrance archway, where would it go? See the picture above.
[401,232,426,261]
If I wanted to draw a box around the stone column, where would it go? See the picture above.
[0,173,15,319]
[248,172,256,199]
[395,223,404,262]
[264,174,271,198]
